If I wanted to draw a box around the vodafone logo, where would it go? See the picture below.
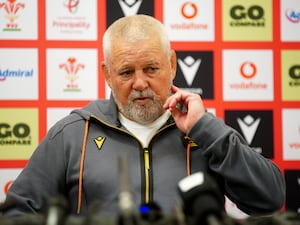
[223,50,273,101]
[181,2,198,19]
[4,180,14,195]
[163,0,214,41]
[240,61,257,79]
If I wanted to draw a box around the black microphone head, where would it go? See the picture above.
[0,197,16,213]
[139,201,163,222]
[45,195,69,225]
[46,195,68,211]
[177,172,225,225]
[245,211,300,225]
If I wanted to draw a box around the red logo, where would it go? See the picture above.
[0,0,25,30]
[3,180,14,194]
[181,2,198,19]
[64,0,80,14]
[240,61,257,79]
[59,57,85,91]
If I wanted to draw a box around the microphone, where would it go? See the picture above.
[0,197,16,214]
[245,211,300,225]
[177,172,225,225]
[45,195,68,225]
[118,154,136,225]
[6,214,44,225]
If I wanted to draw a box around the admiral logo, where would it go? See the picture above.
[59,57,85,92]
[64,0,80,14]
[229,5,265,27]
[0,68,33,81]
[285,9,300,23]
[281,2,300,41]
[229,61,267,90]
[288,64,300,87]
[106,0,153,27]
[0,123,31,146]
[225,110,274,159]
[0,0,25,31]
[174,51,214,99]
[284,170,300,213]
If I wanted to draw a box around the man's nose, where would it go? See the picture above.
[132,71,149,90]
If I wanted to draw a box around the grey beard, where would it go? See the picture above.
[113,89,166,125]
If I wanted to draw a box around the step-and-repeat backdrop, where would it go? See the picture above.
[0,0,300,218]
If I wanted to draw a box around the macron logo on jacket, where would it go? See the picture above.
[94,136,106,150]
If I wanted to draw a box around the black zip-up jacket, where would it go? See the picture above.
[3,97,285,218]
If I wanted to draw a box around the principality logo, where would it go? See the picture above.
[59,57,85,92]
[0,0,25,31]
[63,0,80,14]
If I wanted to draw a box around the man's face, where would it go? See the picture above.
[103,37,176,124]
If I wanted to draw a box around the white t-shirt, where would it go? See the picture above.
[118,110,171,147]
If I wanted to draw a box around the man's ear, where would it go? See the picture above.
[102,62,111,88]
[170,50,177,80]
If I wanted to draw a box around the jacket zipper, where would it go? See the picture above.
[142,123,176,203]
[90,115,176,204]
[143,148,150,203]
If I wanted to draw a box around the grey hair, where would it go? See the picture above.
[102,14,171,69]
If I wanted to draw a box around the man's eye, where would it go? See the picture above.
[145,67,159,74]
[120,70,133,77]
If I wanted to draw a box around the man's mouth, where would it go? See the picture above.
[133,96,152,105]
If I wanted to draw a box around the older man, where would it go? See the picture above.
[3,15,285,219]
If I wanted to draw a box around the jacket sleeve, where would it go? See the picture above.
[187,112,286,215]
[2,122,69,217]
